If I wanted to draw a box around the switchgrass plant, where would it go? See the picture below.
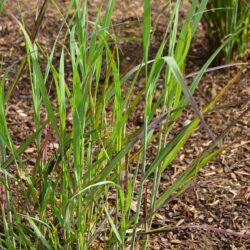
[205,0,250,62]
[0,0,247,249]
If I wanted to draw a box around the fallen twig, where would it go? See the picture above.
[140,224,250,240]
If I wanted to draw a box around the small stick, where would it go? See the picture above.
[140,224,250,240]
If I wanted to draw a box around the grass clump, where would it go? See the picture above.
[0,0,248,249]
[204,0,250,62]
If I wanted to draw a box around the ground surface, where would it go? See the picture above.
[0,0,249,249]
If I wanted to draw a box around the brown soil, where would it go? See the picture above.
[0,1,249,249]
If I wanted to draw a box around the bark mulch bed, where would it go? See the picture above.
[0,1,249,249]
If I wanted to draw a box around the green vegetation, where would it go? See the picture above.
[205,0,250,62]
[0,0,7,12]
[0,0,248,249]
